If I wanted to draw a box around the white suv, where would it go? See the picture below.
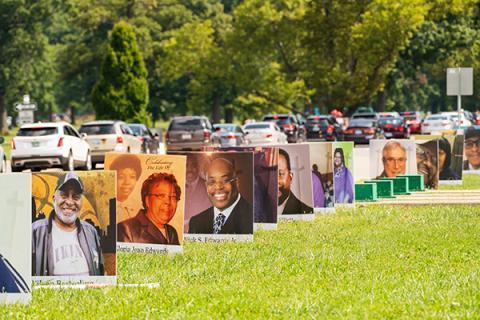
[11,122,91,172]
[79,120,143,168]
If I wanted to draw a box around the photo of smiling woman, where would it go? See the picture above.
[333,146,354,204]
[106,154,142,223]
[117,173,182,245]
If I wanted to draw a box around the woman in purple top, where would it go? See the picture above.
[311,164,325,208]
[333,148,354,203]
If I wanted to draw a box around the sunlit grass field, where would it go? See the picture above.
[2,201,480,318]
[1,136,479,318]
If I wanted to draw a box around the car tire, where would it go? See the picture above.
[11,166,23,172]
[82,152,92,171]
[63,151,74,171]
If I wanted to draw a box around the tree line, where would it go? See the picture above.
[1,0,479,132]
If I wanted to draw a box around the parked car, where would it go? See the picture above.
[377,117,409,139]
[165,116,219,151]
[351,112,380,121]
[421,114,455,134]
[378,111,401,118]
[79,120,142,168]
[306,115,344,141]
[128,123,159,154]
[343,119,383,144]
[441,111,473,127]
[213,123,246,147]
[352,106,375,115]
[0,137,6,173]
[243,122,287,145]
[262,114,306,143]
[400,111,422,134]
[11,122,91,172]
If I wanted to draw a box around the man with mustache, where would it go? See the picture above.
[189,157,253,234]
[277,149,313,215]
[32,173,104,276]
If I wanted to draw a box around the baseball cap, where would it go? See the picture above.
[55,172,84,193]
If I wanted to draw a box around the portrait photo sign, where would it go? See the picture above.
[276,144,314,221]
[333,141,355,206]
[0,174,31,304]
[220,146,279,230]
[309,142,335,213]
[173,151,254,243]
[32,171,116,285]
[105,153,186,253]
[369,139,417,180]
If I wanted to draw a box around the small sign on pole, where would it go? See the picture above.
[14,95,37,125]
[446,68,473,126]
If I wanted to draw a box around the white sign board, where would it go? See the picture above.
[447,68,473,96]
[17,110,34,125]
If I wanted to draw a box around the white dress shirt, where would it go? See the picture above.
[214,193,241,225]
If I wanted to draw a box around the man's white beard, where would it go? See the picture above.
[54,201,78,225]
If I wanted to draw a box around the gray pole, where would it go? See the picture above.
[457,67,462,127]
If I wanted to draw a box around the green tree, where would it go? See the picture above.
[383,1,480,113]
[0,0,56,132]
[92,20,150,125]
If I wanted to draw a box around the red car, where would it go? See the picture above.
[378,117,409,139]
[400,111,422,134]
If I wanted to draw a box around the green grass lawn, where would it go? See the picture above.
[2,204,480,318]
[439,172,480,190]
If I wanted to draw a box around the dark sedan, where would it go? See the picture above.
[212,123,246,147]
[306,115,344,141]
[378,117,409,139]
[343,119,383,144]
[128,123,159,154]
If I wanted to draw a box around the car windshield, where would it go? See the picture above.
[378,118,403,125]
[214,124,236,132]
[264,115,293,123]
[353,114,376,119]
[349,120,375,128]
[244,124,270,129]
[170,118,203,130]
[128,125,144,135]
[17,127,58,136]
[307,118,329,126]
[79,124,115,135]
[426,116,447,121]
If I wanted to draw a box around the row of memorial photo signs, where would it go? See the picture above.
[1,142,358,303]
[368,135,467,189]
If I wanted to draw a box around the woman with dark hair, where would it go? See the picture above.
[333,148,354,203]
[438,138,460,180]
[108,154,143,223]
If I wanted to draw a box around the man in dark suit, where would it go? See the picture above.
[278,149,313,215]
[118,173,181,245]
[189,157,253,234]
